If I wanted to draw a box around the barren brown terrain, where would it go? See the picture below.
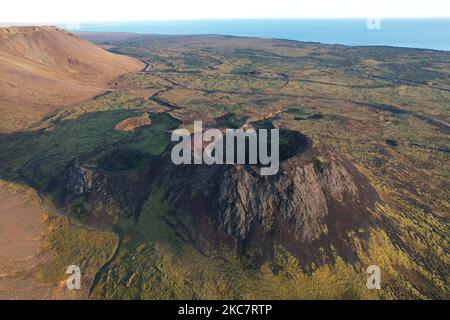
[0,181,83,299]
[0,27,142,299]
[0,26,144,132]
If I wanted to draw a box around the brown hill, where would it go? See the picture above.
[0,26,144,132]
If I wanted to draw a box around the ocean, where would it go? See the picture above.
[74,19,450,51]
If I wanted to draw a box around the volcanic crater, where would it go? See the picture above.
[55,126,380,268]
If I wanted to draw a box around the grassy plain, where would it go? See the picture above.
[0,34,448,299]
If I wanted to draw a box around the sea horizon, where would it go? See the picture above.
[66,18,450,51]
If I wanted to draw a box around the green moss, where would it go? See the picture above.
[314,155,330,172]
[215,112,246,129]
[37,200,118,286]
[1,36,448,300]
[68,196,89,223]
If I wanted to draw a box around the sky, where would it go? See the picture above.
[1,0,449,23]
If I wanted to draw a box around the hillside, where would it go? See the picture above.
[0,32,448,299]
[0,27,144,132]
[0,27,141,299]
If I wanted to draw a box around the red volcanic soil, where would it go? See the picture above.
[114,112,152,131]
[0,26,144,132]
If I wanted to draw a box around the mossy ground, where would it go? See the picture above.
[0,35,448,299]
[91,189,382,300]
[36,199,119,289]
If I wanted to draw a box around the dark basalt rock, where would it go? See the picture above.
[56,129,380,268]
[52,158,157,228]
[157,130,379,268]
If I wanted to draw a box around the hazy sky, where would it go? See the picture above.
[1,0,449,23]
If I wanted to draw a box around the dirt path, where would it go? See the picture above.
[153,73,450,134]
[371,74,450,92]
[148,87,183,112]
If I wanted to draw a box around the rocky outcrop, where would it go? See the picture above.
[60,162,97,197]
[55,129,379,266]
[217,155,358,243]
[53,159,156,228]
[157,131,379,266]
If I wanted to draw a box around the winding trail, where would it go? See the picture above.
[371,74,450,93]
[148,87,183,112]
[110,51,449,135]
[147,70,450,134]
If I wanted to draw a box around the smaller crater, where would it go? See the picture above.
[96,149,151,172]
[114,112,151,131]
